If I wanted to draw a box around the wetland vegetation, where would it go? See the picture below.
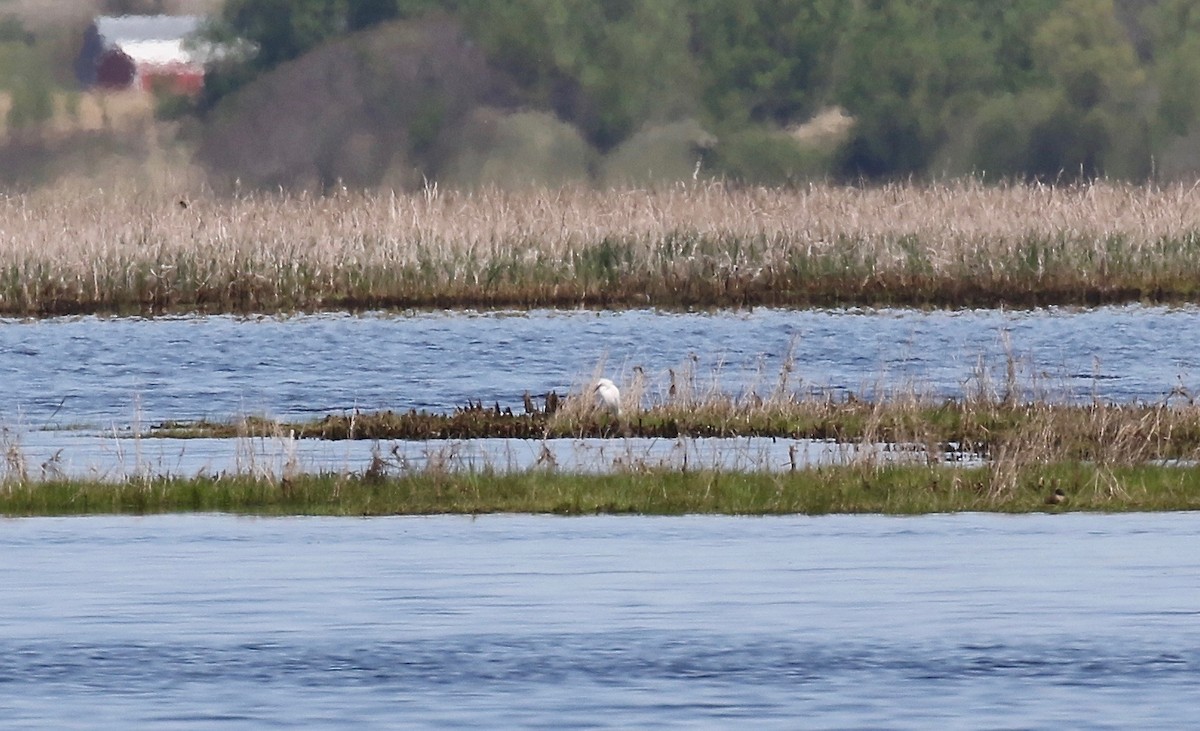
[150,387,1200,467]
[5,178,1199,516]
[8,362,1196,517]
[6,180,1200,316]
[5,463,1200,517]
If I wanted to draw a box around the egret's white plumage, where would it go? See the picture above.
[594,378,621,418]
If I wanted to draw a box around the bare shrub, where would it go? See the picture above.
[440,108,593,190]
[198,17,505,192]
[599,119,716,187]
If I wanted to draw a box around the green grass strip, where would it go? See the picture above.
[4,463,1200,517]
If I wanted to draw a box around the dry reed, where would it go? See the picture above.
[5,179,1200,314]
[152,363,1200,483]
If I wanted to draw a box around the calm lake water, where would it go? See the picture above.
[2,305,1197,431]
[2,512,1199,729]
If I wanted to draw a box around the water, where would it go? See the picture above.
[2,512,1198,728]
[0,305,1193,477]
[15,431,911,480]
[2,305,1197,431]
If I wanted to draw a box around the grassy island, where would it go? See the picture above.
[4,464,1200,517]
[6,380,1200,516]
[151,396,1200,463]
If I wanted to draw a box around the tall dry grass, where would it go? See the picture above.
[4,179,1200,314]
[543,360,1200,499]
[152,373,1200,504]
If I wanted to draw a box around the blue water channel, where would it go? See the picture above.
[3,512,1199,729]
[1,305,1196,430]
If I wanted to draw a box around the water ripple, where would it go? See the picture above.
[0,306,1197,429]
[3,636,1196,690]
[2,513,1199,728]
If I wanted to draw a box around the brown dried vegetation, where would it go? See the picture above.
[150,364,1200,503]
[5,179,1200,316]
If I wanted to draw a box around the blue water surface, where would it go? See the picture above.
[2,512,1199,729]
[1,305,1196,429]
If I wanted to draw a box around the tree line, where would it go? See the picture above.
[5,0,1198,188]
[197,0,1200,185]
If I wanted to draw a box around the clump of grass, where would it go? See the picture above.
[6,179,1200,315]
[1,426,29,485]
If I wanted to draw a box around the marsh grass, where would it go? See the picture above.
[150,379,1200,466]
[9,355,1200,515]
[137,358,1200,512]
[5,463,1200,516]
[6,179,1200,315]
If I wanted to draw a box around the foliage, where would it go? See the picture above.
[101,0,168,13]
[215,0,433,69]
[708,124,831,185]
[0,35,54,137]
[455,0,699,150]
[0,16,34,45]
[687,0,850,128]
[193,0,1200,184]
[440,108,593,190]
[198,17,496,191]
[1142,0,1200,138]
[599,119,715,186]
[832,1,1054,177]
[198,0,441,109]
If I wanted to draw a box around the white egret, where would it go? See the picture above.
[594,378,622,418]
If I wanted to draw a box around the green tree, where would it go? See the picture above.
[201,0,445,111]
[1,38,54,138]
[7,74,53,135]
[0,16,34,45]
[832,0,1004,176]
[1027,0,1148,178]
[1032,0,1144,111]
[957,0,1150,181]
[457,0,696,149]
[218,0,446,69]
[101,0,167,13]
[219,0,352,70]
[1142,0,1200,136]
[189,0,1166,185]
[687,0,849,127]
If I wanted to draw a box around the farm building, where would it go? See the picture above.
[74,15,209,95]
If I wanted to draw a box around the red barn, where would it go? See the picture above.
[75,15,210,95]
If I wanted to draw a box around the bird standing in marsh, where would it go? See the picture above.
[594,378,622,419]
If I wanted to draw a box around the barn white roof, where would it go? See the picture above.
[95,15,203,44]
[94,15,215,66]
[117,39,194,67]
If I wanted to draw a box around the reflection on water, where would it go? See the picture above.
[2,513,1199,728]
[1,305,1197,430]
